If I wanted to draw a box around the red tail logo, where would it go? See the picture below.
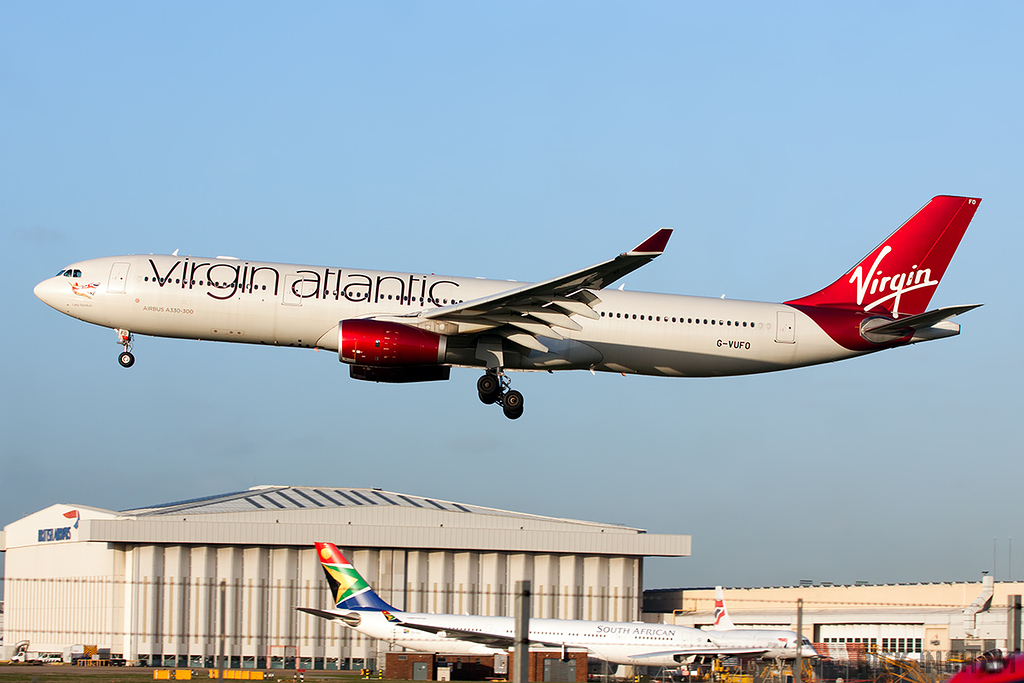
[787,196,980,318]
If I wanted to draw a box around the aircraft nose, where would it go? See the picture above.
[34,278,60,309]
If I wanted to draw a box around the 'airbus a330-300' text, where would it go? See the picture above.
[35,195,982,419]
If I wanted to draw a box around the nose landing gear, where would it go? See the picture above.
[116,329,135,368]
[477,370,524,419]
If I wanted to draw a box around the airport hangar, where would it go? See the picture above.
[644,579,1024,659]
[0,485,690,669]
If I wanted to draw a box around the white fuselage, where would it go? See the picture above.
[705,628,817,660]
[34,254,879,376]
[335,609,715,667]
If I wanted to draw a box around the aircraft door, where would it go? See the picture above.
[107,262,130,293]
[775,310,795,343]
[282,274,303,306]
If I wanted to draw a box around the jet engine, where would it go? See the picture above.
[338,319,450,383]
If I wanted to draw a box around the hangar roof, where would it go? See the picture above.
[5,486,690,557]
[121,485,611,527]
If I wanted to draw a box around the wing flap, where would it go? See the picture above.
[416,228,671,350]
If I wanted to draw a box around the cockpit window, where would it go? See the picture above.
[57,269,82,278]
[73,269,82,277]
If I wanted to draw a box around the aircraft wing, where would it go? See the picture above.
[629,647,771,659]
[393,618,562,649]
[413,229,672,352]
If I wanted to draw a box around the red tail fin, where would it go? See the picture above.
[786,196,980,318]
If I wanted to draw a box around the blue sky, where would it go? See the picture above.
[3,3,1023,592]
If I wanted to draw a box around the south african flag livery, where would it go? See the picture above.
[315,542,395,611]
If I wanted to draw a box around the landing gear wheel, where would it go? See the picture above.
[502,390,524,420]
[477,374,501,404]
[118,351,135,368]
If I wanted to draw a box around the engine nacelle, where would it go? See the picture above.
[339,319,447,366]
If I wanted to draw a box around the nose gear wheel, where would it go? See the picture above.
[116,329,135,368]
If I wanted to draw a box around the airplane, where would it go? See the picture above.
[703,586,814,661]
[34,195,981,419]
[297,542,812,667]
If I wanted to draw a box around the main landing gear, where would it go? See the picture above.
[477,370,524,420]
[116,329,135,368]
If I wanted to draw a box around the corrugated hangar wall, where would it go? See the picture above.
[1,486,691,669]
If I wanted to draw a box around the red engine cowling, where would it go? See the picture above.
[339,319,447,366]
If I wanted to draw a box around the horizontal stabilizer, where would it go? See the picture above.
[862,304,981,340]
[296,607,362,627]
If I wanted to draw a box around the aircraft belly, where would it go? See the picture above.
[579,308,859,377]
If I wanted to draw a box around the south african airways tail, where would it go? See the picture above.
[314,541,395,612]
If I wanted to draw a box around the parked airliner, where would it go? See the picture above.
[297,543,816,667]
[705,586,812,661]
[34,195,981,419]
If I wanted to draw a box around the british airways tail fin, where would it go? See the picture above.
[315,542,396,612]
[711,586,736,630]
[786,196,980,318]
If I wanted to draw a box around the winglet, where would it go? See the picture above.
[628,228,673,255]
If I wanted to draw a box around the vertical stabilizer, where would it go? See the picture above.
[712,586,736,630]
[315,542,396,611]
[786,196,980,318]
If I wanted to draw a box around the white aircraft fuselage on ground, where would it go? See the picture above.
[299,543,818,667]
[34,196,982,418]
[705,587,812,661]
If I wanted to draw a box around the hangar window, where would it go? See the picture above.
[246,497,265,509]
[276,491,303,507]
[398,495,423,508]
[334,490,363,505]
[452,503,472,513]
[372,491,397,504]
[350,490,379,505]
[314,489,344,506]
[424,499,447,510]
[294,489,325,507]
[259,494,285,509]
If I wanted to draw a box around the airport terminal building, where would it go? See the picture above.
[644,580,1024,659]
[0,485,691,668]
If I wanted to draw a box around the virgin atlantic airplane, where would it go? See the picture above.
[34,195,981,419]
